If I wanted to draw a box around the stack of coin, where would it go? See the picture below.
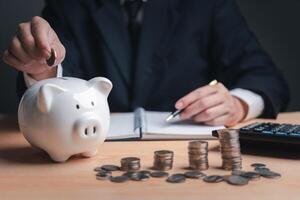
[188,141,209,170]
[153,150,174,171]
[120,157,141,172]
[217,129,242,171]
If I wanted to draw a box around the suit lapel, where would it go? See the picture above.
[132,0,181,107]
[91,0,131,86]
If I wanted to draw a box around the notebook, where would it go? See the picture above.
[107,108,224,140]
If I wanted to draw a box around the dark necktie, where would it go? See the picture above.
[124,0,144,68]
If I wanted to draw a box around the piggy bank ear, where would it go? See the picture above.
[37,84,66,113]
[89,77,113,97]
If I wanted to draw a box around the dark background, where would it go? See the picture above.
[0,0,299,114]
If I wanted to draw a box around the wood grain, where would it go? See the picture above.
[0,113,299,200]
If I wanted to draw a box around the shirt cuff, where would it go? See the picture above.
[230,88,265,120]
[23,64,63,88]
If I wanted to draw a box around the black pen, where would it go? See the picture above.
[165,80,218,122]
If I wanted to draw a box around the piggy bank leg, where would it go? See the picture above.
[81,149,98,158]
[48,151,70,162]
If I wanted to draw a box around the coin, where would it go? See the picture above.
[131,173,150,181]
[140,170,151,176]
[121,157,141,171]
[96,171,112,180]
[226,175,249,186]
[94,167,106,172]
[216,129,242,171]
[184,171,206,179]
[258,171,281,179]
[166,174,186,183]
[150,171,169,178]
[251,163,266,168]
[254,167,270,173]
[110,175,129,183]
[188,140,209,171]
[101,165,120,171]
[203,175,224,183]
[153,150,174,171]
[46,48,57,67]
[240,172,261,181]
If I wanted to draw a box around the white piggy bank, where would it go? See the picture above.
[18,77,113,162]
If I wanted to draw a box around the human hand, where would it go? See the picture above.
[3,16,65,80]
[175,83,248,126]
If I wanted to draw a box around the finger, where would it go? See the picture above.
[8,36,32,64]
[192,103,229,123]
[17,22,42,59]
[50,36,66,66]
[204,113,232,126]
[180,92,225,120]
[31,16,51,58]
[175,84,218,109]
[3,50,25,70]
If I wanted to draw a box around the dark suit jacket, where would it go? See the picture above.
[17,0,289,117]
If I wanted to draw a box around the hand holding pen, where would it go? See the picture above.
[166,80,248,127]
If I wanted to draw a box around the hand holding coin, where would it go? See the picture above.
[3,16,65,81]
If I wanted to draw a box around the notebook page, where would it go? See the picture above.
[144,111,224,139]
[107,113,139,140]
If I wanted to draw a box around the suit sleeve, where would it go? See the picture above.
[210,0,290,118]
[16,0,81,99]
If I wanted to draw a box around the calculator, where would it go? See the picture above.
[238,122,300,145]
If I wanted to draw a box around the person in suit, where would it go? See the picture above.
[3,0,289,126]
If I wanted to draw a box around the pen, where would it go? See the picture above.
[165,79,218,122]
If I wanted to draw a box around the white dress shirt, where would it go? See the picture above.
[23,65,264,120]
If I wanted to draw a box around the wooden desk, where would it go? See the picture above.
[0,113,299,200]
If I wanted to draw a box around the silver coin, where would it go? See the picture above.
[251,163,266,168]
[140,170,152,176]
[166,174,186,183]
[184,171,206,179]
[123,171,137,178]
[150,171,169,178]
[110,175,129,183]
[94,167,107,172]
[96,171,112,180]
[258,171,281,179]
[227,175,249,186]
[101,165,120,171]
[255,167,270,172]
[131,174,150,181]
[203,175,224,183]
[240,172,260,181]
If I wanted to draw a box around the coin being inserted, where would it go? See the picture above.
[46,48,57,67]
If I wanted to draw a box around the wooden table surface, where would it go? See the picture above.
[0,113,300,200]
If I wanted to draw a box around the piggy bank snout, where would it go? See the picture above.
[74,114,102,139]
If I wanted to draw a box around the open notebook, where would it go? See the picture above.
[107,108,224,140]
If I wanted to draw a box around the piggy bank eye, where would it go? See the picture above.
[91,101,95,106]
[76,104,80,109]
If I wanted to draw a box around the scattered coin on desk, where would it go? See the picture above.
[101,165,120,171]
[150,171,169,178]
[166,174,186,183]
[94,134,281,186]
[226,175,249,186]
[203,175,224,183]
[110,175,129,183]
